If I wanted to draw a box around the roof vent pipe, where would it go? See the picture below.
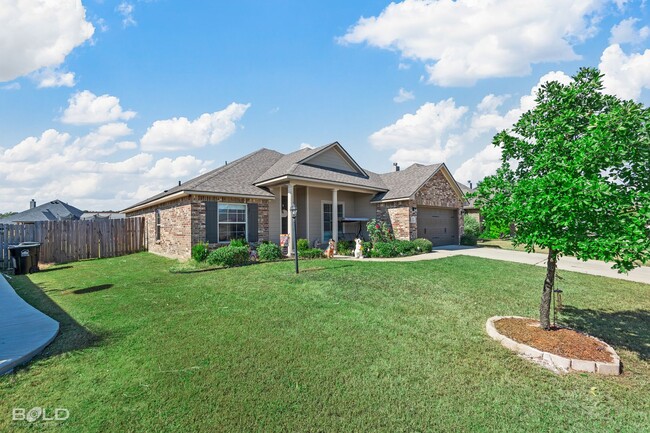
[468,180,473,189]
[30,199,36,209]
[393,162,400,172]
[178,180,181,186]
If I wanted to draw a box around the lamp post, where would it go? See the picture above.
[290,203,299,274]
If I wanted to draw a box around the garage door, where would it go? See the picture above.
[417,207,458,246]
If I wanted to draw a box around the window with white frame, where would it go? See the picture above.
[218,203,247,242]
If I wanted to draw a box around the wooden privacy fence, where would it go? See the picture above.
[0,218,147,269]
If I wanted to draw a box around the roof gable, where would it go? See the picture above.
[298,142,367,177]
[371,163,464,203]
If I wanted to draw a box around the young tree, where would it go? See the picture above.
[475,68,650,330]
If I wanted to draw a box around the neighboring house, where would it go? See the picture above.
[457,182,482,227]
[81,212,126,220]
[0,199,83,225]
[123,142,466,258]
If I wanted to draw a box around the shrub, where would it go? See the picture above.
[207,246,249,267]
[371,241,398,258]
[337,240,351,250]
[413,238,433,252]
[191,242,210,262]
[337,246,353,256]
[366,219,394,243]
[362,241,373,254]
[394,240,417,256]
[464,216,481,237]
[257,242,283,261]
[229,238,248,247]
[460,234,478,246]
[297,238,310,251]
[298,248,324,259]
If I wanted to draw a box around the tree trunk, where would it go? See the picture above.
[540,248,556,330]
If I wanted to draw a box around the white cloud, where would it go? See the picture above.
[116,2,137,27]
[140,103,251,152]
[32,68,76,88]
[370,99,468,149]
[0,128,211,212]
[340,0,603,86]
[61,90,136,125]
[453,143,504,186]
[398,62,411,70]
[453,71,572,183]
[1,82,21,91]
[600,44,650,100]
[299,143,315,149]
[609,18,650,44]
[1,129,71,162]
[0,0,94,82]
[393,88,415,103]
[145,156,212,179]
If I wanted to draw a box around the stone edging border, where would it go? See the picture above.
[486,316,621,375]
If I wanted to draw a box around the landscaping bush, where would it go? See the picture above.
[464,216,481,237]
[257,242,283,261]
[191,242,210,262]
[229,238,248,247]
[371,241,398,258]
[207,246,249,267]
[394,240,418,256]
[297,238,310,251]
[366,219,394,243]
[298,248,324,259]
[362,241,373,255]
[480,221,510,239]
[413,238,433,252]
[460,233,478,246]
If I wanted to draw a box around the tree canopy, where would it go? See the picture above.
[475,67,650,328]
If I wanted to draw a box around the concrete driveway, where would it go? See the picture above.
[344,245,650,285]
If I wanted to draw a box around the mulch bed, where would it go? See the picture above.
[494,318,613,363]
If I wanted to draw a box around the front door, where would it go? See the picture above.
[323,203,343,242]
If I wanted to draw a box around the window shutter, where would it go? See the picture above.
[247,203,258,242]
[205,202,218,243]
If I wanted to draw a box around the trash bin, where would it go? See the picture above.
[8,242,41,275]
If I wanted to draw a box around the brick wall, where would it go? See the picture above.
[127,194,271,258]
[128,196,193,258]
[375,200,414,241]
[375,171,465,241]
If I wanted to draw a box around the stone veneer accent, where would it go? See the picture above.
[376,171,464,241]
[127,195,271,259]
[486,316,621,375]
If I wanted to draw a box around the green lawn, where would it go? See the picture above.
[1,253,649,432]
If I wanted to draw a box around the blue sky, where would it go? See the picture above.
[1,0,649,212]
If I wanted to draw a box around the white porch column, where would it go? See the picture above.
[332,188,339,242]
[287,183,295,256]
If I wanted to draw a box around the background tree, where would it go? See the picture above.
[475,68,650,330]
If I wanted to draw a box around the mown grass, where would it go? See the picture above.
[1,252,648,432]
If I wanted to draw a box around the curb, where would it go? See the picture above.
[486,316,621,375]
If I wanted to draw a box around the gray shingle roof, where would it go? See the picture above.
[0,200,83,224]
[371,163,442,202]
[254,143,387,190]
[456,182,477,208]
[125,148,284,211]
[123,143,460,212]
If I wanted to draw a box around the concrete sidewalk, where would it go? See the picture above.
[0,274,59,375]
[342,245,650,285]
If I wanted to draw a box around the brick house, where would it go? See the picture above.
[123,142,465,258]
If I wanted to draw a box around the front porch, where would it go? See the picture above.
[266,182,379,254]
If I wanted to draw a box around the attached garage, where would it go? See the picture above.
[417,207,458,246]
